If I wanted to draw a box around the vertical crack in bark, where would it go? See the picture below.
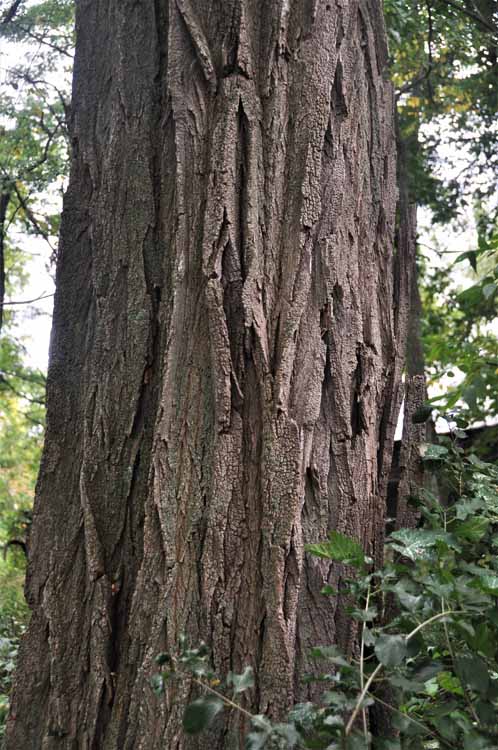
[7,3,406,748]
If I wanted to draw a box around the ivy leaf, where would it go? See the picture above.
[183,697,224,734]
[374,634,407,667]
[306,531,365,569]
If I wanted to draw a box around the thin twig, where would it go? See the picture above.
[2,291,54,306]
[192,677,254,721]
[346,610,463,735]
[366,691,455,749]
[360,586,370,741]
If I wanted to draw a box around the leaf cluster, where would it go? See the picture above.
[155,444,498,748]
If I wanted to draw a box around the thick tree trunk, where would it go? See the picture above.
[7,1,405,748]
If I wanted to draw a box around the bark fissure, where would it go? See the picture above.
[8,2,406,748]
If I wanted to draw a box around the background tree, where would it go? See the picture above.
[5,2,414,747]
[0,1,72,741]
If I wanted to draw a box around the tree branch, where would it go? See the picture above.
[437,0,497,33]
[1,291,54,307]
[1,0,23,25]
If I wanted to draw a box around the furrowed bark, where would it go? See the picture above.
[0,188,9,333]
[7,2,405,748]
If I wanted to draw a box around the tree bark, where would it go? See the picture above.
[7,1,405,748]
[0,188,9,333]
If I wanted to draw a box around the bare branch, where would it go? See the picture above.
[1,0,23,26]
[2,291,54,307]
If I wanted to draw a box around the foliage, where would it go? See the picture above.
[0,2,72,742]
[385,0,498,220]
[421,228,498,420]
[384,1,498,422]
[154,442,498,748]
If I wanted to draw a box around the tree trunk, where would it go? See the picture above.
[7,1,406,747]
[0,188,9,333]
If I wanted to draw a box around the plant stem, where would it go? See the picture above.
[345,663,383,735]
[441,599,479,725]
[346,610,463,735]
[360,585,370,741]
[406,610,458,640]
[192,677,255,721]
[366,691,455,749]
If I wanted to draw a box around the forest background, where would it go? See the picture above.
[0,0,497,744]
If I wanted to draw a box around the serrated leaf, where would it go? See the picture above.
[374,634,407,667]
[388,528,454,561]
[183,697,224,734]
[306,531,365,569]
[453,516,489,542]
[227,666,254,694]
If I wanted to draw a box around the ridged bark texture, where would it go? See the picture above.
[7,1,406,748]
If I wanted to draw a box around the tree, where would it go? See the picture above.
[6,2,415,748]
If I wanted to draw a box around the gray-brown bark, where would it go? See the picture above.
[7,2,406,748]
[0,187,9,333]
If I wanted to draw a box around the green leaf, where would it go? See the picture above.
[374,634,407,667]
[155,652,170,666]
[246,731,270,750]
[455,655,490,696]
[482,282,496,299]
[389,673,426,693]
[476,574,498,595]
[150,673,164,696]
[411,404,433,424]
[455,251,477,271]
[388,528,454,561]
[227,666,254,694]
[419,443,448,461]
[373,740,401,750]
[453,516,489,542]
[183,696,224,734]
[310,645,351,668]
[474,699,497,727]
[437,671,464,696]
[388,581,423,610]
[348,606,378,622]
[306,531,365,569]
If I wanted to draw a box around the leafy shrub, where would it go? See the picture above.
[153,440,498,748]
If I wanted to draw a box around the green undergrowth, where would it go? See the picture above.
[153,438,498,749]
